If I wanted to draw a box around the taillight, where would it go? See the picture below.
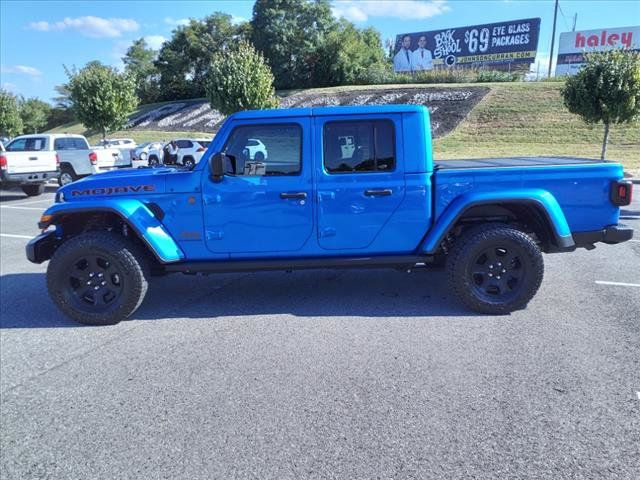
[55,153,60,166]
[0,155,7,170]
[197,146,205,152]
[89,151,98,165]
[610,180,633,206]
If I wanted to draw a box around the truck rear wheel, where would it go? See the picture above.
[58,166,78,186]
[47,231,149,325]
[21,183,45,196]
[447,224,543,314]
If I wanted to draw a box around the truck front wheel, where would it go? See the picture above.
[447,224,543,314]
[47,231,149,325]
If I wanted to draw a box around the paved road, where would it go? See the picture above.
[1,186,639,479]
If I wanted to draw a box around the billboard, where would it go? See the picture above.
[394,18,541,72]
[556,26,640,76]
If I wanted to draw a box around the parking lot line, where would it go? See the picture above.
[8,199,54,206]
[0,233,32,239]
[595,280,640,288]
[0,205,45,211]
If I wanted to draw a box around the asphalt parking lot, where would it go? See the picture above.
[1,185,639,479]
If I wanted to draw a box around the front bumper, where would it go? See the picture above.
[573,225,634,248]
[26,230,58,264]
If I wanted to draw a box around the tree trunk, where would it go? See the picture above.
[601,122,610,161]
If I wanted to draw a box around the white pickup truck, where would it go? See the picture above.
[0,135,58,196]
[53,134,130,185]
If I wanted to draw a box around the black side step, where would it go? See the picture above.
[163,255,429,274]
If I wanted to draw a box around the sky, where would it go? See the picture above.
[1,0,639,103]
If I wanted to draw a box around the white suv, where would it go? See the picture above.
[243,138,268,161]
[147,138,211,168]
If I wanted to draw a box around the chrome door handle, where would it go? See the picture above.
[28,156,38,161]
[280,192,307,200]
[364,189,392,197]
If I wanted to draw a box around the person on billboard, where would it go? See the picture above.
[412,35,433,71]
[393,35,413,72]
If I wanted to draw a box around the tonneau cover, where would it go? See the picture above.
[436,156,608,169]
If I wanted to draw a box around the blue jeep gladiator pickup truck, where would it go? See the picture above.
[26,105,634,325]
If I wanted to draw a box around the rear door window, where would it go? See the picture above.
[54,138,88,150]
[323,120,396,173]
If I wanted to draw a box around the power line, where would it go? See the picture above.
[557,2,572,32]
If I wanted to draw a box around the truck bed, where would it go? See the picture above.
[436,156,608,170]
[433,156,623,234]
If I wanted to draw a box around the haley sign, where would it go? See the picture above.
[393,18,541,73]
[556,26,640,76]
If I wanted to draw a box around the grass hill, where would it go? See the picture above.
[48,82,639,173]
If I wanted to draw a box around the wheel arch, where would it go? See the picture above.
[40,201,184,264]
[422,190,574,254]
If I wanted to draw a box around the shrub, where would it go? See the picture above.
[206,42,279,116]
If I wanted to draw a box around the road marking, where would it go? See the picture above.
[637,391,640,401]
[0,205,44,211]
[0,233,32,239]
[10,199,53,206]
[595,281,640,288]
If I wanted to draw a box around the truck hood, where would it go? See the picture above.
[58,167,174,200]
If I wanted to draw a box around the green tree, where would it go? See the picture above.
[313,20,385,87]
[0,90,23,137]
[562,49,640,160]
[52,82,72,109]
[156,13,248,100]
[251,0,335,89]
[123,38,160,104]
[67,61,138,139]
[19,98,51,134]
[206,42,278,115]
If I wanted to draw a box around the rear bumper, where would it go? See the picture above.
[0,169,57,185]
[573,225,634,248]
[26,231,58,264]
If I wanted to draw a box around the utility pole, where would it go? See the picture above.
[548,0,559,78]
[572,13,577,31]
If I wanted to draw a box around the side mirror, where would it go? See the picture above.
[209,152,226,183]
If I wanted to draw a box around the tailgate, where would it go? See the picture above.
[5,151,57,174]
[95,148,131,169]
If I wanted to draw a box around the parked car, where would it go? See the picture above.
[27,105,633,325]
[147,138,211,168]
[243,138,268,162]
[132,141,163,162]
[52,134,129,185]
[0,134,58,196]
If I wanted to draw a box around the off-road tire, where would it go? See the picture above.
[58,166,78,186]
[21,183,45,196]
[47,231,149,325]
[447,223,543,314]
